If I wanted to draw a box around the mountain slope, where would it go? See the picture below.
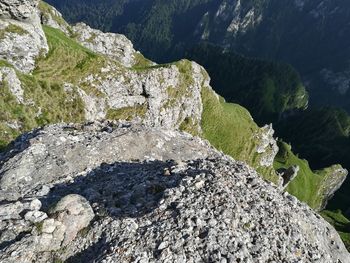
[1,0,349,253]
[46,0,350,112]
[186,43,308,125]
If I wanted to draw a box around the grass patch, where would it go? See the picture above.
[106,104,148,121]
[132,52,153,68]
[201,86,278,183]
[34,26,104,82]
[179,117,200,136]
[0,24,28,39]
[274,141,345,210]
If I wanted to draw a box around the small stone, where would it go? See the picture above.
[24,211,48,223]
[29,199,42,211]
[158,241,168,250]
[194,180,205,189]
[163,168,171,176]
[42,219,56,234]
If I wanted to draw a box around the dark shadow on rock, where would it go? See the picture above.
[39,159,209,262]
[65,232,108,263]
[0,127,43,168]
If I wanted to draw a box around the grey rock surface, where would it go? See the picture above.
[0,0,48,73]
[49,194,94,245]
[277,165,300,189]
[255,124,279,167]
[0,122,348,262]
[73,22,140,67]
[38,1,71,35]
[0,0,38,20]
[0,66,24,103]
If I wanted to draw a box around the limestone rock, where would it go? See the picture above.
[277,165,300,188]
[0,201,23,220]
[0,122,348,262]
[0,66,24,103]
[0,0,38,20]
[0,0,48,73]
[24,210,48,223]
[38,218,66,252]
[49,194,94,245]
[73,22,139,67]
[255,124,279,168]
[38,1,71,35]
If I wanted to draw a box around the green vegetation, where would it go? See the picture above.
[0,24,28,39]
[35,26,105,84]
[187,44,308,125]
[201,86,279,183]
[132,52,153,69]
[106,104,148,121]
[179,117,200,136]
[0,25,103,148]
[274,141,344,210]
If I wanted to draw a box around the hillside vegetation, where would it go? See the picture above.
[187,44,308,125]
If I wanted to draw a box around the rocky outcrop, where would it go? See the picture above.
[0,0,48,73]
[0,66,24,103]
[277,165,300,188]
[38,1,71,35]
[74,59,204,133]
[49,194,94,245]
[0,0,38,20]
[255,124,279,168]
[0,121,349,262]
[318,165,348,211]
[73,22,141,67]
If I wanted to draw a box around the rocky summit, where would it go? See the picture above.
[0,121,349,262]
[0,0,350,262]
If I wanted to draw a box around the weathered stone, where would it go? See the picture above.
[73,22,139,67]
[0,201,23,220]
[0,0,38,20]
[0,0,48,73]
[49,194,94,245]
[24,210,47,223]
[0,123,348,262]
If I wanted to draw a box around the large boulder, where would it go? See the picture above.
[49,194,94,245]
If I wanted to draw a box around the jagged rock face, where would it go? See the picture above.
[74,59,204,133]
[0,122,349,262]
[38,2,71,35]
[255,124,278,168]
[319,166,348,211]
[0,0,48,73]
[73,22,140,67]
[0,0,38,20]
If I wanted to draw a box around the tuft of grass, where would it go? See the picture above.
[201,86,279,183]
[179,117,200,136]
[106,104,148,121]
[0,24,28,39]
[132,52,153,69]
